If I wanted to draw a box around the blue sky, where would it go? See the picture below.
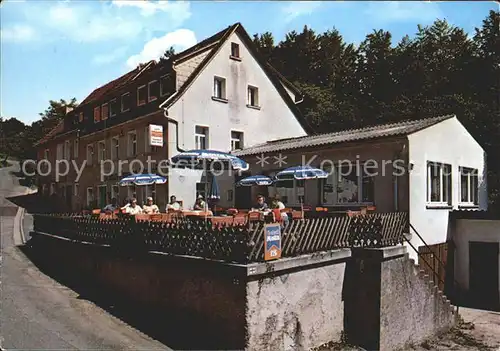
[1,1,498,124]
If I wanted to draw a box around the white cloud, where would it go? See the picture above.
[92,46,129,65]
[48,4,77,25]
[112,0,191,21]
[126,29,197,68]
[365,1,443,23]
[281,1,322,23]
[1,24,36,42]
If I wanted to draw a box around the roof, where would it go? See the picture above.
[34,120,65,147]
[234,115,455,156]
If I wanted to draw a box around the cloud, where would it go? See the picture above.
[112,0,191,21]
[126,29,197,68]
[92,46,129,65]
[281,1,322,23]
[1,24,36,42]
[365,1,443,23]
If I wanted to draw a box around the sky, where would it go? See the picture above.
[1,1,498,124]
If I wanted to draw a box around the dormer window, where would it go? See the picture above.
[101,103,109,120]
[93,106,101,123]
[78,112,84,122]
[230,42,240,60]
[137,85,147,106]
[110,98,118,117]
[148,80,159,102]
[121,92,131,112]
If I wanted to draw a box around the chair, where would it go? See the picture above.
[150,214,163,222]
[92,209,101,215]
[292,210,304,220]
[135,214,151,222]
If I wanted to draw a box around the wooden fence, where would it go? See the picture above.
[33,212,408,264]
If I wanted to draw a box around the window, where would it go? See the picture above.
[247,86,259,107]
[121,92,131,112]
[231,131,243,151]
[111,137,119,160]
[64,140,71,160]
[86,187,94,207]
[427,162,452,206]
[78,112,84,122]
[110,99,118,117]
[127,185,136,200]
[56,143,63,160]
[128,131,137,157]
[111,185,119,201]
[74,139,79,158]
[86,144,94,166]
[321,163,376,205]
[148,80,159,102]
[44,149,49,160]
[230,42,240,58]
[101,103,109,120]
[137,85,147,106]
[227,189,234,202]
[213,77,226,100]
[50,183,55,195]
[460,167,479,205]
[144,127,151,154]
[195,126,208,149]
[42,184,47,196]
[93,106,101,123]
[74,183,79,197]
[160,75,172,96]
[97,141,106,162]
[196,182,206,200]
[268,176,305,206]
[98,185,107,208]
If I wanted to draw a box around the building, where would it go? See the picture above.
[234,115,488,260]
[35,22,312,211]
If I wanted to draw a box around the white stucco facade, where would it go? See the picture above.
[407,116,487,260]
[164,30,307,207]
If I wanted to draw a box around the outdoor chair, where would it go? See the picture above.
[292,210,305,220]
[92,209,101,215]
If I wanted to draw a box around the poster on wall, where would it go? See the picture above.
[264,223,282,261]
[149,124,163,147]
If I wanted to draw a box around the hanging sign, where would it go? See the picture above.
[264,223,282,260]
[149,124,163,147]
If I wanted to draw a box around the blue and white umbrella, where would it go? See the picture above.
[170,150,249,171]
[275,165,328,181]
[236,175,274,187]
[119,173,167,186]
[208,175,220,200]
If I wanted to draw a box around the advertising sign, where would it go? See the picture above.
[149,124,163,147]
[264,223,282,261]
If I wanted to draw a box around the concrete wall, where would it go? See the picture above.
[408,116,487,260]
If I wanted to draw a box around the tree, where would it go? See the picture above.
[160,46,176,63]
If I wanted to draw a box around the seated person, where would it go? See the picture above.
[166,195,181,211]
[103,198,118,213]
[124,198,143,215]
[271,195,289,226]
[142,196,159,214]
[252,195,269,211]
[120,198,131,211]
[193,195,206,211]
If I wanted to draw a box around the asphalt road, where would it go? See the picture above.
[0,162,170,350]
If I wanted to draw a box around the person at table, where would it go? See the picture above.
[252,195,269,211]
[124,198,143,215]
[272,195,289,226]
[193,195,206,211]
[142,196,159,214]
[120,198,131,211]
[103,198,118,213]
[166,195,181,211]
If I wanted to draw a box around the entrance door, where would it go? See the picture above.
[469,242,499,309]
[235,172,251,209]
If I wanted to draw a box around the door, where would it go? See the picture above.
[235,172,252,209]
[99,185,107,208]
[469,242,499,309]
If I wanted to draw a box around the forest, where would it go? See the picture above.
[1,10,498,208]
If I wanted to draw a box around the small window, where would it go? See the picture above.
[101,103,109,120]
[97,141,106,162]
[121,92,131,112]
[160,75,172,96]
[230,42,240,58]
[213,77,226,100]
[56,143,63,160]
[137,85,147,106]
[64,140,71,160]
[110,99,118,117]
[78,112,84,122]
[231,131,243,151]
[44,149,49,160]
[86,144,94,166]
[50,183,55,195]
[227,189,234,202]
[460,167,479,205]
[74,183,79,197]
[111,185,119,201]
[247,86,259,107]
[148,80,159,102]
[74,139,79,158]
[427,162,452,206]
[86,187,94,207]
[128,131,137,157]
[144,126,151,154]
[195,126,208,149]
[93,106,101,123]
[111,137,119,160]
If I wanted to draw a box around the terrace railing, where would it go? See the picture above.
[32,212,408,264]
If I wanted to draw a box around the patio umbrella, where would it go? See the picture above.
[170,149,249,171]
[208,175,220,200]
[274,165,328,181]
[119,173,167,186]
[236,175,274,187]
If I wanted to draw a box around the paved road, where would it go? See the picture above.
[0,163,170,350]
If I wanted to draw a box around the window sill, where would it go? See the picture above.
[458,204,479,209]
[229,55,242,62]
[148,97,158,102]
[212,96,228,103]
[246,104,261,110]
[426,204,453,210]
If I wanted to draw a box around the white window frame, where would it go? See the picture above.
[426,162,452,206]
[230,130,243,151]
[93,106,101,123]
[86,187,94,207]
[127,130,137,157]
[230,42,240,58]
[459,166,479,206]
[121,92,130,112]
[64,140,71,160]
[148,80,158,102]
[320,163,376,206]
[86,144,94,166]
[74,139,79,158]
[109,98,117,117]
[137,85,147,106]
[247,85,259,107]
[213,76,226,100]
[111,136,119,160]
[194,126,209,149]
[74,183,79,197]
[97,140,106,162]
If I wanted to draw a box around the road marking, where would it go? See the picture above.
[13,187,35,246]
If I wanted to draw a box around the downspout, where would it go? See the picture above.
[163,106,185,153]
[393,143,407,212]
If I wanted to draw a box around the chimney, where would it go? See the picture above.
[65,106,74,115]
